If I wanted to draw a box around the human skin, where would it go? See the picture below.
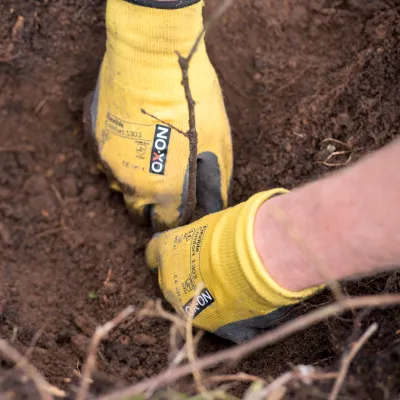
[255,139,400,292]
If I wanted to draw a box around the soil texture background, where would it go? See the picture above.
[1,0,400,398]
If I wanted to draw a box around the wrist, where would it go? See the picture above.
[255,190,328,292]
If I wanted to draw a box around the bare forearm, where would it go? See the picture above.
[255,139,400,292]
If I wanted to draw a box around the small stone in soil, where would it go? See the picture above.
[285,143,292,153]
[253,72,262,82]
[327,144,336,153]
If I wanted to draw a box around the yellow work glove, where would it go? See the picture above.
[84,0,232,230]
[146,190,321,344]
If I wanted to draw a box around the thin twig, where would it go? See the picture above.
[141,109,187,137]
[321,138,351,148]
[33,227,68,240]
[76,306,135,400]
[175,49,198,226]
[99,294,400,400]
[24,329,44,361]
[0,339,66,399]
[169,323,183,365]
[3,329,44,385]
[50,183,64,206]
[141,0,235,229]
[329,323,378,400]
[259,366,338,398]
[170,330,203,368]
[34,97,47,114]
[175,0,235,225]
[139,299,186,330]
[320,153,353,167]
[205,372,264,384]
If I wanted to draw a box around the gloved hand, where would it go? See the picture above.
[146,190,321,344]
[84,0,232,230]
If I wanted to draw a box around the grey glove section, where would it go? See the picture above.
[214,305,296,344]
[196,152,224,214]
[177,151,223,227]
[89,81,100,134]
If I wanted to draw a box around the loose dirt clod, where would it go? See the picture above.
[71,334,91,359]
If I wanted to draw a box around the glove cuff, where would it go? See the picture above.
[237,190,322,305]
[106,0,205,60]
[123,0,201,9]
[104,0,208,98]
[212,190,321,313]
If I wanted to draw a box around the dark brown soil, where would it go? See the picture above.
[1,0,400,399]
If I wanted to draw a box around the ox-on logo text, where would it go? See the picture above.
[183,288,215,318]
[149,125,171,175]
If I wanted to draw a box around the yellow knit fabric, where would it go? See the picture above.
[146,190,321,332]
[94,0,232,227]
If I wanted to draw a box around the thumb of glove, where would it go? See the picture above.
[145,234,162,271]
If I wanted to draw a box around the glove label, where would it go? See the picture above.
[183,288,215,318]
[149,125,172,175]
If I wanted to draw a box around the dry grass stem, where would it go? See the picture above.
[76,306,135,400]
[141,0,235,228]
[329,322,378,400]
[139,300,186,331]
[20,329,45,363]
[205,372,264,384]
[259,366,338,398]
[100,294,400,400]
[321,138,351,148]
[170,331,203,368]
[0,339,66,400]
[320,151,353,167]
[321,156,353,167]
[49,183,64,206]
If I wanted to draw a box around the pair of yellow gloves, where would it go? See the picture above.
[85,0,318,343]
